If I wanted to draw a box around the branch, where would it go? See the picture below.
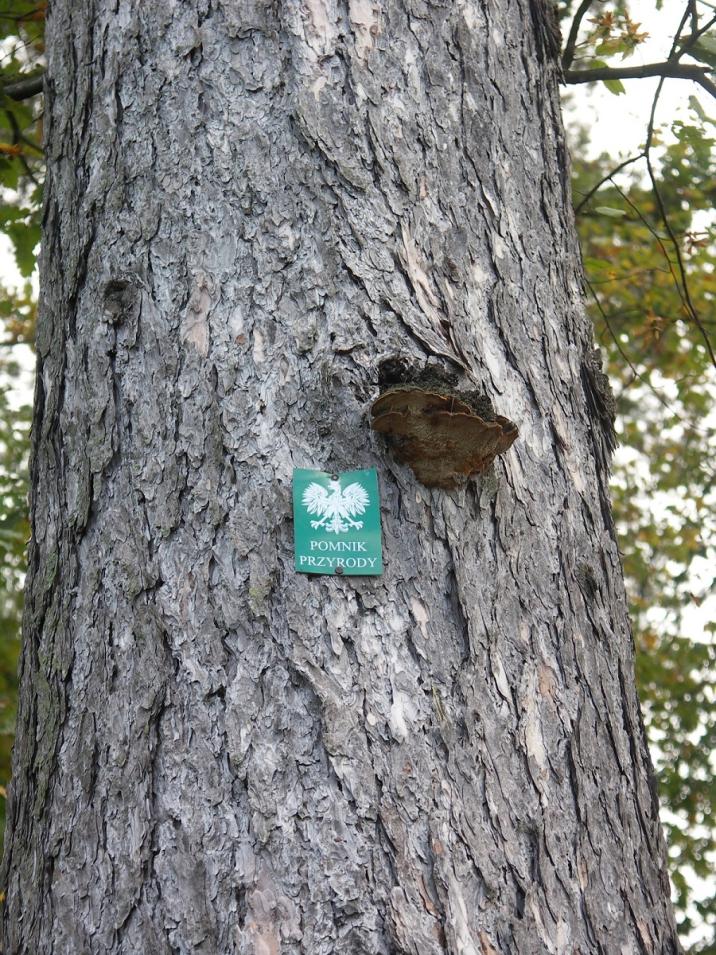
[0,4,46,21]
[1,70,44,101]
[638,14,716,371]
[565,61,716,98]
[645,148,716,369]
[674,12,716,60]
[574,152,645,216]
[562,0,594,71]
[585,276,683,420]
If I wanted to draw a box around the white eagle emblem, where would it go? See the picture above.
[302,479,370,534]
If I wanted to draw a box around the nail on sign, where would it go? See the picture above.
[292,468,383,575]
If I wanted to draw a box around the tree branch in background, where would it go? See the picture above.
[562,0,595,70]
[584,276,690,422]
[644,144,716,367]
[640,13,716,370]
[574,152,645,215]
[674,12,716,60]
[688,0,699,37]
[565,61,716,98]
[1,70,44,101]
[608,179,702,349]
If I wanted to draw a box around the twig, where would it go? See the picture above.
[2,106,42,182]
[674,12,716,60]
[562,0,595,71]
[638,12,716,370]
[665,4,697,65]
[689,0,699,36]
[574,153,644,215]
[588,266,670,285]
[609,180,691,319]
[586,277,673,409]
[585,277,702,428]
[645,150,716,367]
[0,5,46,22]
[17,131,43,154]
[0,35,40,69]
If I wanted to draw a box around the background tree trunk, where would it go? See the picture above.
[2,1,680,953]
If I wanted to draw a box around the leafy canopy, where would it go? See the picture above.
[564,0,716,946]
[0,0,43,856]
[573,124,716,947]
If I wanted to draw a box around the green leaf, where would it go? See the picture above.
[603,77,626,96]
[0,206,32,227]
[6,221,40,277]
[583,256,613,270]
[687,96,709,124]
[594,205,627,217]
[689,35,716,69]
[595,39,628,57]
[0,156,21,192]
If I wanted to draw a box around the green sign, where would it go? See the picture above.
[293,468,383,575]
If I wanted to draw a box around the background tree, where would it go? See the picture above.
[0,0,42,858]
[561,4,716,943]
[573,125,716,943]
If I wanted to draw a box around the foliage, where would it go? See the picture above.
[0,1,43,858]
[0,2,44,281]
[562,0,716,102]
[572,109,716,952]
[567,4,650,93]
[0,370,29,854]
[561,5,716,947]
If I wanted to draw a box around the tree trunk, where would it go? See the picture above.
[2,1,680,953]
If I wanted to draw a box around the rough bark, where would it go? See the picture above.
[2,1,679,953]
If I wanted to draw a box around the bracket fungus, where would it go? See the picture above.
[370,385,518,489]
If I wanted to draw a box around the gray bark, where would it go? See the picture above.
[2,1,679,953]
